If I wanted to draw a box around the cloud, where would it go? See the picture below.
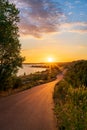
[75,0,81,4]
[65,1,74,9]
[10,0,63,38]
[68,12,73,16]
[61,22,87,34]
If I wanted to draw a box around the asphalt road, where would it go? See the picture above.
[0,74,63,130]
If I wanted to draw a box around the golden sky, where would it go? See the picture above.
[10,0,87,63]
[21,30,87,63]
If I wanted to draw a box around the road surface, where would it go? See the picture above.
[0,74,63,130]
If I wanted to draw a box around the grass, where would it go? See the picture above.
[54,82,87,130]
[53,60,87,130]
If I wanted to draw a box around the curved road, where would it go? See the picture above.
[0,74,63,130]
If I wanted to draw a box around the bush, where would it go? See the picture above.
[54,85,87,130]
[13,77,22,89]
[65,60,87,87]
[54,60,87,130]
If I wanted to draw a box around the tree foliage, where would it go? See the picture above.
[0,0,24,90]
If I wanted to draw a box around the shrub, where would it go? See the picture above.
[54,83,87,130]
[64,60,87,87]
[13,77,22,89]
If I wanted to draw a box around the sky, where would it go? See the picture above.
[10,0,87,63]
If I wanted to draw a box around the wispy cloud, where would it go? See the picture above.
[10,0,63,38]
[75,0,81,4]
[10,0,87,37]
[61,22,87,34]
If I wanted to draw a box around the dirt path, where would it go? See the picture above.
[0,74,63,130]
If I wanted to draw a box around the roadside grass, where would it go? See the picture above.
[53,80,87,130]
[53,60,87,130]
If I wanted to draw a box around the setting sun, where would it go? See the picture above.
[48,57,54,62]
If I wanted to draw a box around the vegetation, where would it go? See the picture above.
[65,60,87,87]
[20,66,61,88]
[0,65,61,96]
[0,0,24,90]
[53,60,87,130]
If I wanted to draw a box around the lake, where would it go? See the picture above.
[17,64,46,76]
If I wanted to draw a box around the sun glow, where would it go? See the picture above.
[47,57,54,62]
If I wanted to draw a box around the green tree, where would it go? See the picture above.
[0,0,24,90]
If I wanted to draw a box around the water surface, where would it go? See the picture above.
[17,64,46,76]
